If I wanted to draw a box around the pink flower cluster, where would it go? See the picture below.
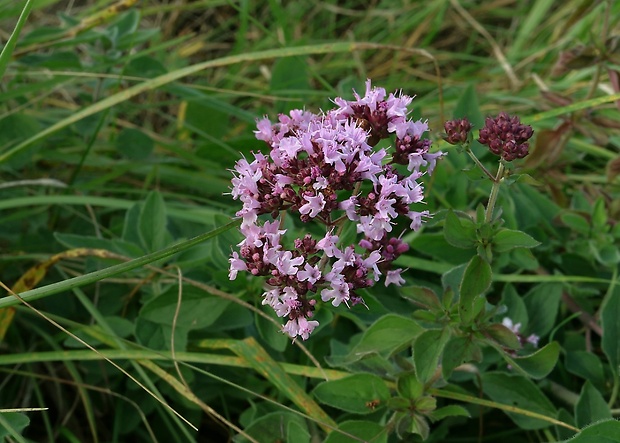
[229,80,443,340]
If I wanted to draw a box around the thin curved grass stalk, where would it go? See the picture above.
[169,267,243,440]
[12,0,140,57]
[529,92,620,122]
[139,359,260,443]
[0,280,198,433]
[0,239,330,380]
[0,219,241,310]
[0,338,581,436]
[0,42,441,165]
[449,0,520,89]
[0,368,158,443]
[431,388,580,432]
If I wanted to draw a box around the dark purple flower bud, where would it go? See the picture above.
[478,112,533,161]
[443,118,472,145]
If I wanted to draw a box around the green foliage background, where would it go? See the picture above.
[0,0,619,442]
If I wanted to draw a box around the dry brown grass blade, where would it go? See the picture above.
[0,248,121,341]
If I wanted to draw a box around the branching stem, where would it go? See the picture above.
[485,162,506,223]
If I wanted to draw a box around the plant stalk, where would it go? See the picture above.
[485,162,505,223]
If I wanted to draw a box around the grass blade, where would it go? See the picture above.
[0,0,34,80]
[0,41,388,165]
[0,219,240,309]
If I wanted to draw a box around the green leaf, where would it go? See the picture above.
[442,263,466,296]
[459,255,492,324]
[397,372,424,400]
[481,372,557,430]
[524,283,563,337]
[134,317,187,351]
[103,9,141,48]
[442,336,482,379]
[493,228,540,252]
[590,243,620,266]
[313,374,390,415]
[396,413,430,440]
[453,83,485,128]
[510,247,540,270]
[0,412,30,440]
[0,113,41,166]
[484,323,521,350]
[556,408,577,441]
[125,56,168,78]
[565,351,606,390]
[139,285,230,330]
[270,56,310,113]
[185,99,231,139]
[122,202,143,247]
[430,405,471,421]
[444,210,477,249]
[602,285,620,377]
[463,166,487,181]
[235,412,308,443]
[592,197,608,230]
[399,286,443,311]
[575,381,612,428]
[501,284,529,330]
[413,328,451,383]
[138,191,168,253]
[387,396,411,411]
[255,306,288,352]
[342,314,424,363]
[502,342,560,379]
[324,420,387,443]
[560,212,591,235]
[116,128,154,160]
[412,233,476,264]
[558,419,620,443]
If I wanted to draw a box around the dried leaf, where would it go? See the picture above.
[607,157,620,182]
[524,121,573,169]
[607,69,620,111]
[0,248,120,340]
[551,45,599,77]
[541,91,573,107]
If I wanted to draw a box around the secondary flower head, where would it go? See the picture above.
[443,117,472,145]
[228,80,444,340]
[478,112,533,161]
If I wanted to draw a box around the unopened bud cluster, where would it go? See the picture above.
[228,80,443,340]
[443,118,472,145]
[443,113,533,162]
[478,112,533,161]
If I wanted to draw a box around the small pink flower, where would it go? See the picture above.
[228,252,247,280]
[299,193,326,218]
[317,231,340,257]
[385,269,406,286]
[339,196,359,221]
[321,279,350,307]
[283,317,320,341]
[298,263,321,284]
[276,251,304,275]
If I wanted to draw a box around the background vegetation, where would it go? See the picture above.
[1,0,619,441]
